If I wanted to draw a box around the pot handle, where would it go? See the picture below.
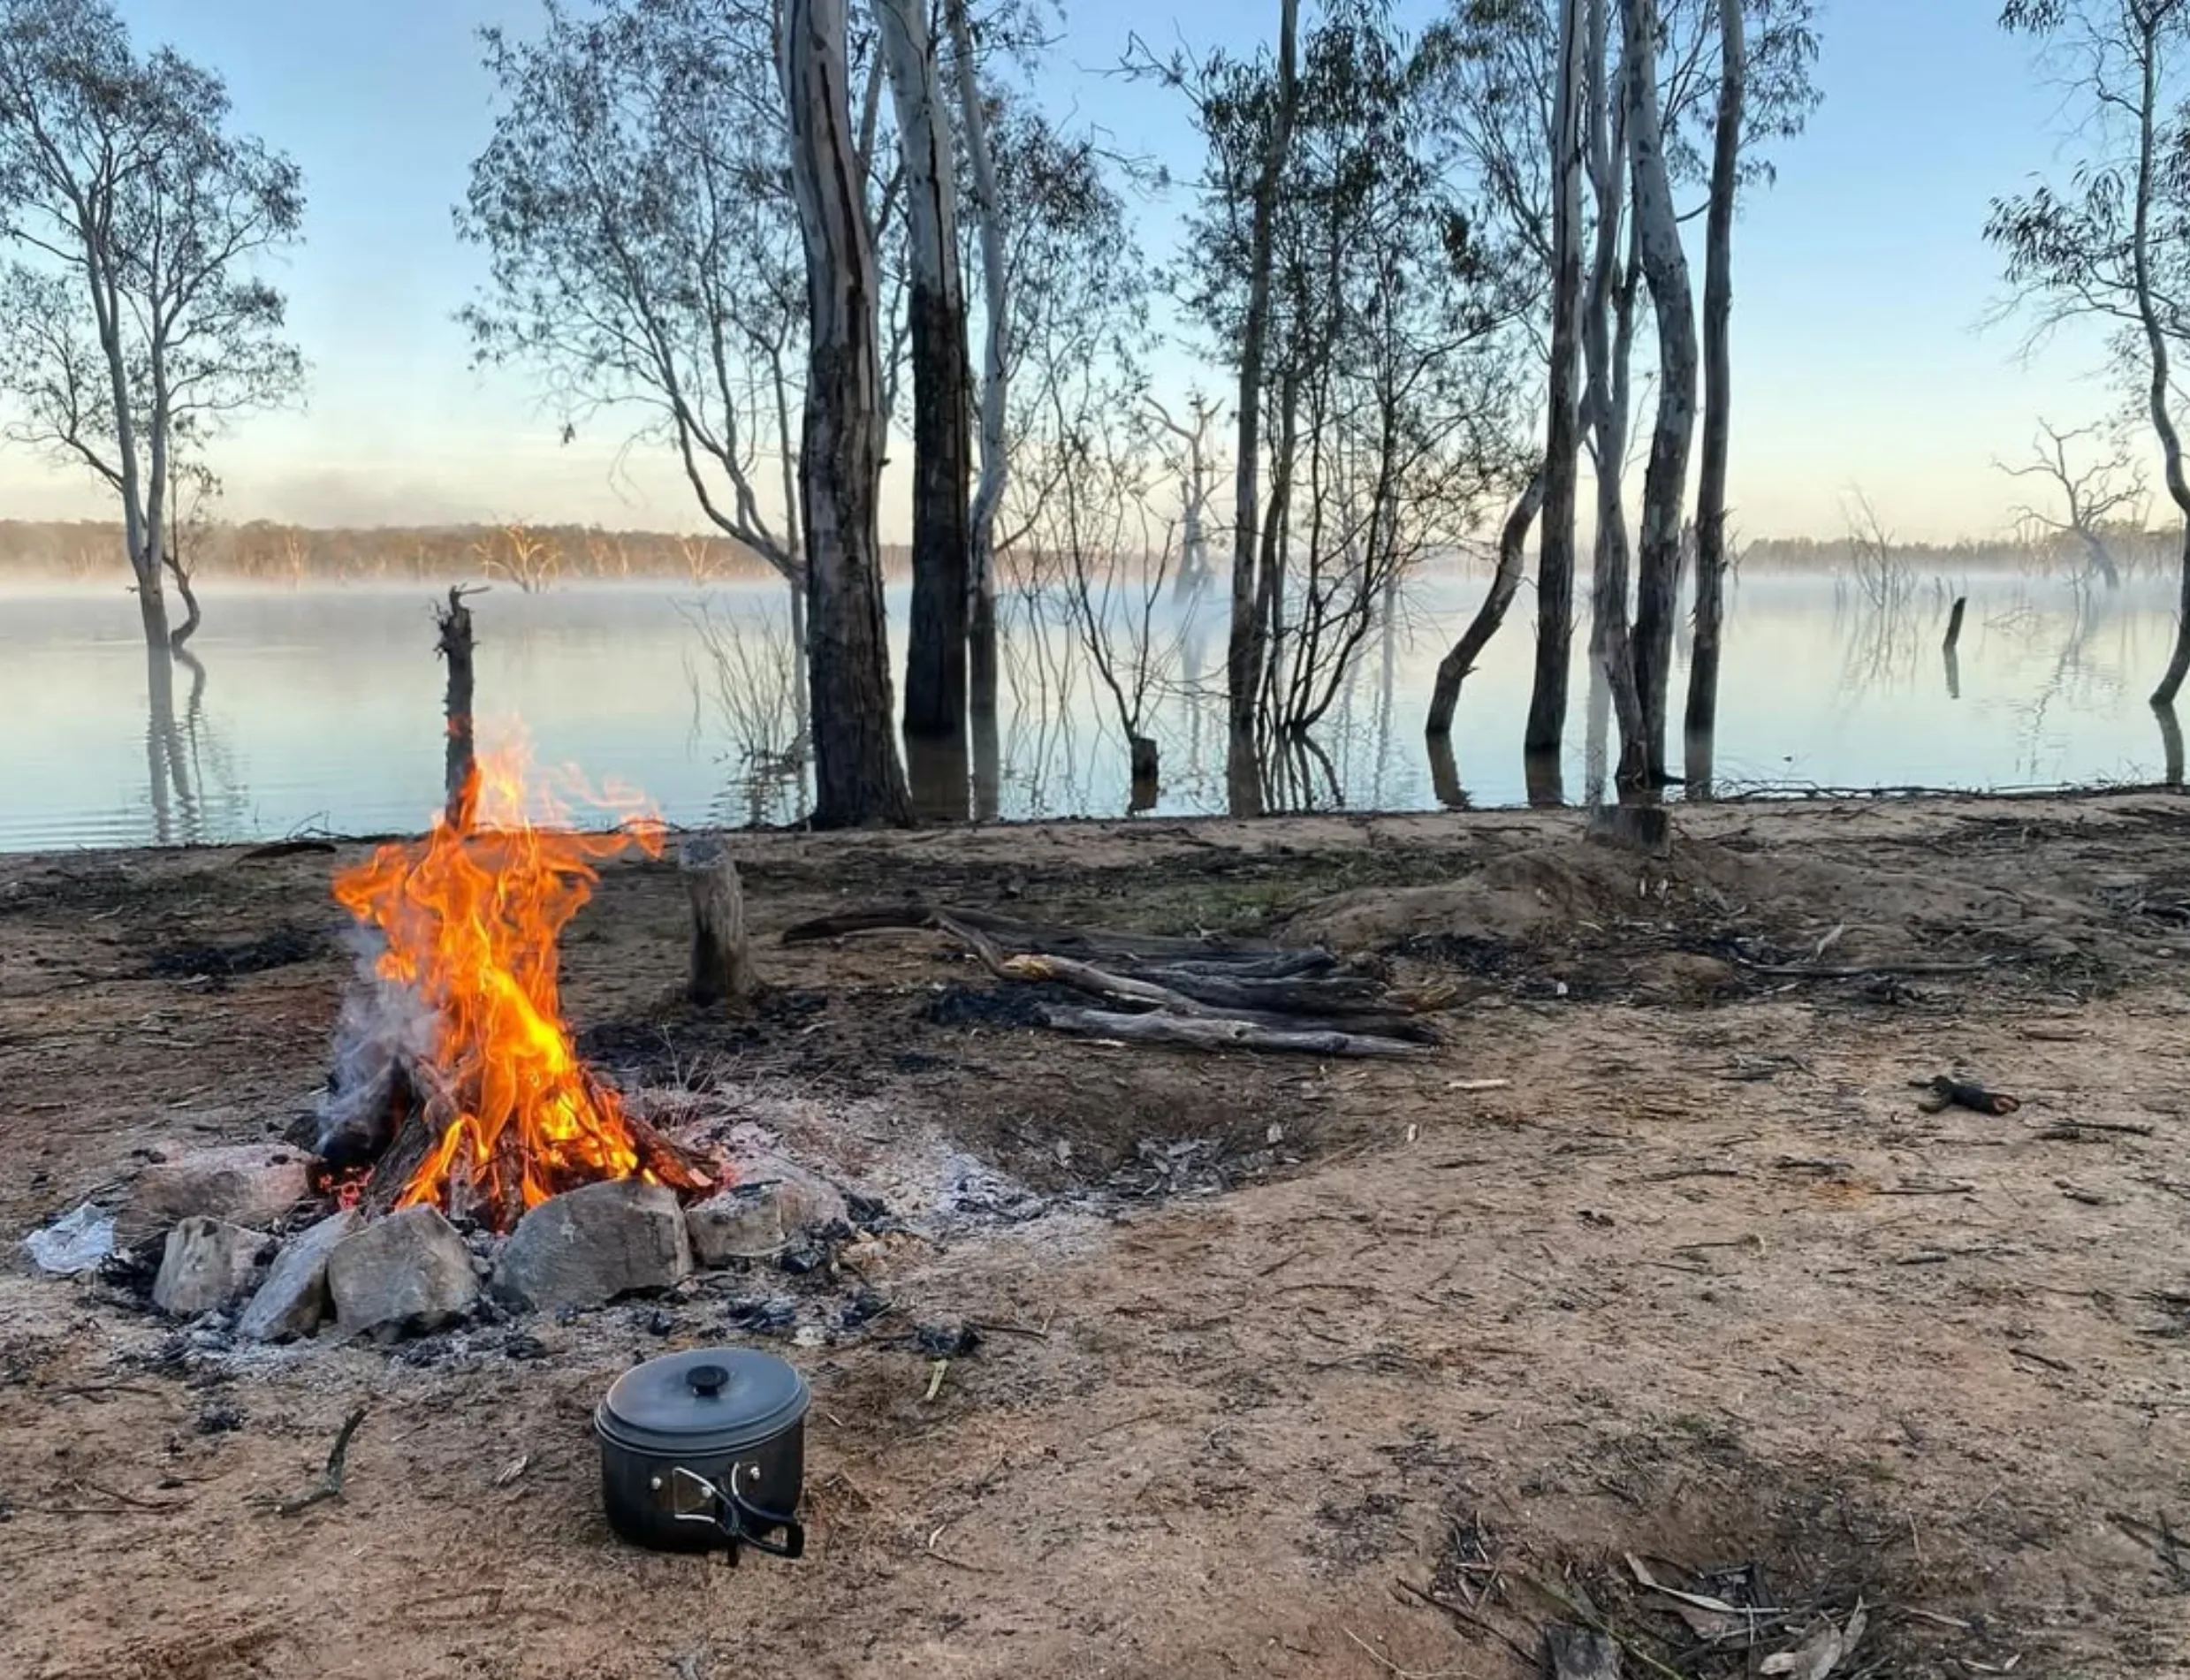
[667,1465,806,1561]
[724,1480,806,1560]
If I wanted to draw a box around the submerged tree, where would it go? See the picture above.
[1160,0,1531,807]
[1998,417,2146,588]
[0,0,305,659]
[878,0,972,764]
[783,0,914,825]
[1426,0,1814,783]
[1988,0,2190,703]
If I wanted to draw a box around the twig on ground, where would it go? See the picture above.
[1736,956,2001,979]
[2108,1511,2188,1583]
[1513,1570,1690,1680]
[2039,1119,2154,1138]
[922,1519,996,1573]
[1342,1627,1470,1679]
[967,1319,1050,1342]
[1393,1579,1539,1669]
[1040,1004,1429,1058]
[68,1477,184,1512]
[261,1405,367,1517]
[1891,1606,1972,1631]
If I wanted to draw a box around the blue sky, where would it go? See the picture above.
[0,0,2127,541]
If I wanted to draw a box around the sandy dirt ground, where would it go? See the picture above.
[1,794,2187,1679]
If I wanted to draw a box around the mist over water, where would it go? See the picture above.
[0,566,2178,853]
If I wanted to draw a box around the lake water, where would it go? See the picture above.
[0,568,2179,852]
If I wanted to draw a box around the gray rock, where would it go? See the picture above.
[153,1217,265,1317]
[236,1209,365,1342]
[491,1180,691,1311]
[685,1182,787,1267]
[119,1144,316,1245]
[724,1152,847,1233]
[327,1205,480,1337]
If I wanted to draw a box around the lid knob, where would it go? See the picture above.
[687,1363,730,1398]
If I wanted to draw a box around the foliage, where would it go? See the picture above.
[979,89,1158,557]
[0,0,304,611]
[1167,0,1535,731]
[457,0,810,577]
[1422,0,1820,270]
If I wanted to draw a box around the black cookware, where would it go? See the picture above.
[594,1347,808,1559]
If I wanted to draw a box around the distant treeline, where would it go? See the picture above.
[0,518,868,589]
[0,515,2173,589]
[1738,526,2179,577]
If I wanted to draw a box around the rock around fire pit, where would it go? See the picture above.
[65,1136,847,1346]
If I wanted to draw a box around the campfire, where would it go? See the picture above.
[316,736,716,1231]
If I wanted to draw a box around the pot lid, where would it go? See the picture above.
[596,1347,810,1456]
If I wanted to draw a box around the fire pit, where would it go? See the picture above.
[313,737,717,1231]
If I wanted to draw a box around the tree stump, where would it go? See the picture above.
[680,835,757,1007]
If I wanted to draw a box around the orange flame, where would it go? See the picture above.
[331,734,666,1227]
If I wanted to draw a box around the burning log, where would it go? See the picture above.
[312,737,719,1232]
[679,834,757,1007]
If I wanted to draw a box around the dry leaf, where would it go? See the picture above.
[1623,1552,1749,1639]
[1760,1598,1865,1680]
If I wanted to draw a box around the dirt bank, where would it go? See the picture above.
[2,793,2186,1679]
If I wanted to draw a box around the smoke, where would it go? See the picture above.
[312,924,444,1169]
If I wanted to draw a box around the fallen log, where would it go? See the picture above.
[1119,965,1409,1016]
[925,913,1441,1051]
[994,951,1441,1038]
[781,901,1287,966]
[1038,1005,1428,1059]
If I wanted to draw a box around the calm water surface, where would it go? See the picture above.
[0,570,2177,851]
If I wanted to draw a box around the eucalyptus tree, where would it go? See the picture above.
[783,0,914,825]
[0,0,305,659]
[1160,0,1532,809]
[1988,0,2190,705]
[877,0,972,759]
[1621,0,1695,788]
[1425,0,1814,784]
[1681,0,1817,779]
[947,0,1009,722]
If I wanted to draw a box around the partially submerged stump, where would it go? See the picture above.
[435,585,482,825]
[679,833,757,1007]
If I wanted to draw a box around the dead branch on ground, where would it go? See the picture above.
[262,1406,368,1517]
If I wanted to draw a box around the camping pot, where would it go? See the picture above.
[593,1347,809,1560]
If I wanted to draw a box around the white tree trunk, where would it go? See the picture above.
[2123,19,2190,705]
[1621,0,1699,787]
[1524,0,1587,761]
[1227,0,1302,817]
[944,0,1008,721]
[1582,0,1643,761]
[1684,0,1745,766]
